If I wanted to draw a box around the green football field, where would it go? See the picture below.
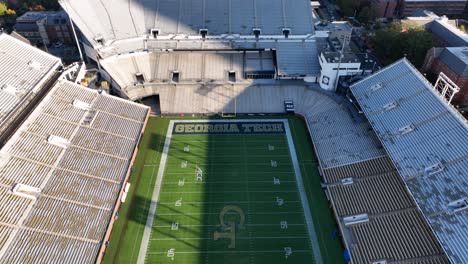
[141,120,315,263]
[102,116,345,264]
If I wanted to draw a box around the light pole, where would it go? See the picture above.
[333,30,352,91]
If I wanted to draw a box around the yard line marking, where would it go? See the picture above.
[283,120,323,263]
[137,121,175,264]
[150,236,309,241]
[158,201,301,205]
[164,171,295,175]
[156,211,304,216]
[163,180,296,184]
[159,190,297,194]
[152,223,306,228]
[170,154,291,158]
[147,250,311,255]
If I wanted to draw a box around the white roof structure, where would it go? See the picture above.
[0,79,149,263]
[350,58,468,264]
[0,33,61,137]
[59,0,314,47]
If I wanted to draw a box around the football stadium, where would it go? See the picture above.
[0,0,466,264]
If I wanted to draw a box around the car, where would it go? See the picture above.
[284,100,295,113]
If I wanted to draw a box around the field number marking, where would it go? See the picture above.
[167,248,175,260]
[280,221,288,229]
[276,197,285,206]
[271,160,278,167]
[284,247,292,259]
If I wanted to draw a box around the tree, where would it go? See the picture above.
[460,25,467,33]
[373,22,434,68]
[0,2,7,16]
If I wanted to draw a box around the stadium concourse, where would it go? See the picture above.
[0,33,150,263]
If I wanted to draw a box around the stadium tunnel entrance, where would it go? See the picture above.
[139,95,161,115]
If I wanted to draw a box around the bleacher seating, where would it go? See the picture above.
[0,79,149,263]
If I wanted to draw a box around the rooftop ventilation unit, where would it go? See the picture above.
[150,29,159,38]
[199,29,208,39]
[11,183,41,200]
[343,213,369,226]
[253,28,261,38]
[47,135,71,149]
[382,101,398,112]
[94,36,104,45]
[341,177,354,185]
[447,198,468,214]
[370,82,384,92]
[72,99,91,111]
[1,84,19,96]
[282,28,291,38]
[423,162,444,176]
[28,60,42,70]
[397,124,415,136]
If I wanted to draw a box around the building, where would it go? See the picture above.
[372,0,398,18]
[400,0,468,17]
[318,52,377,90]
[423,47,468,104]
[14,11,74,46]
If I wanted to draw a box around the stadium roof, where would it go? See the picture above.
[0,33,61,139]
[0,79,149,263]
[350,58,468,264]
[60,0,314,48]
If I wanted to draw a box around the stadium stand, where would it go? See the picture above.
[0,76,149,263]
[0,34,62,145]
[59,0,314,48]
[350,58,468,264]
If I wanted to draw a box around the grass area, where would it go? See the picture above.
[103,116,344,264]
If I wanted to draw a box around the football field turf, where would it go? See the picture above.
[139,120,317,263]
[102,116,345,264]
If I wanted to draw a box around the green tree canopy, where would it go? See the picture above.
[0,2,7,16]
[373,22,434,68]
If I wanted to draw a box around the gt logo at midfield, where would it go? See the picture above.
[213,205,245,249]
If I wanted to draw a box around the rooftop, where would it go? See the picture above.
[60,0,314,49]
[350,58,468,263]
[0,33,61,138]
[0,79,149,263]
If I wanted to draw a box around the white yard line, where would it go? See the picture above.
[157,201,301,205]
[164,171,295,175]
[137,121,176,264]
[147,250,312,255]
[150,236,309,241]
[163,180,296,184]
[283,120,323,264]
[156,211,304,216]
[160,190,297,194]
[153,223,305,228]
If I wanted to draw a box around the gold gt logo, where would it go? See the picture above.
[213,205,245,249]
